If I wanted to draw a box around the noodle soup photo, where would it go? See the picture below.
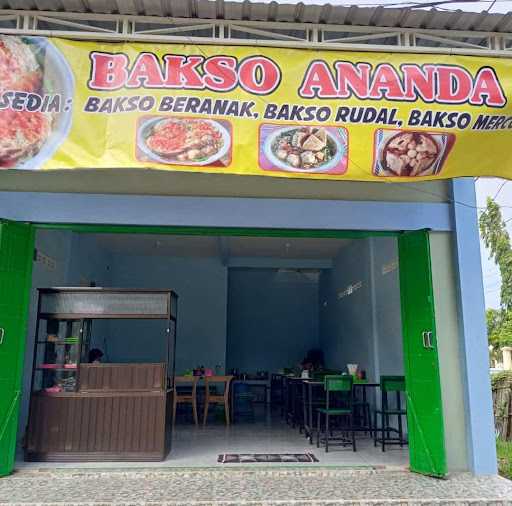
[259,124,348,175]
[136,116,232,167]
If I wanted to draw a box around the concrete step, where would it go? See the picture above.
[1,468,512,505]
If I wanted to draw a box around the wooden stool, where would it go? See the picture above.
[203,375,234,426]
[173,376,199,426]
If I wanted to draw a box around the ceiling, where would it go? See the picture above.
[1,1,512,34]
[94,233,351,259]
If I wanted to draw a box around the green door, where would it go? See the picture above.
[0,220,34,477]
[398,230,447,478]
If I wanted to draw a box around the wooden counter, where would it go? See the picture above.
[25,363,172,462]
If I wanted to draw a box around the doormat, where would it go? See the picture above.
[217,453,319,463]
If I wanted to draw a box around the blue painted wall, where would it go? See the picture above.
[226,268,320,374]
[66,234,113,286]
[451,179,497,474]
[319,238,403,382]
[371,237,404,378]
[107,254,228,374]
[0,192,453,232]
[319,239,375,376]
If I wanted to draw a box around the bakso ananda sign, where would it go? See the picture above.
[1,35,512,181]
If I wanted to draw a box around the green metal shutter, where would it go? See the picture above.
[0,221,34,477]
[398,230,447,478]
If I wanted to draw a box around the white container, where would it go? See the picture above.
[347,363,358,375]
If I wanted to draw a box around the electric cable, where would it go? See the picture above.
[493,180,508,200]
[328,0,501,8]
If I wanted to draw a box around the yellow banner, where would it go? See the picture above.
[1,35,512,181]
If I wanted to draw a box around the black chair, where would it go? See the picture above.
[373,375,407,451]
[316,375,356,452]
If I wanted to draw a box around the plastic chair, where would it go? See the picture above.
[373,375,407,451]
[203,375,234,426]
[173,375,199,426]
[232,382,255,422]
[316,375,356,452]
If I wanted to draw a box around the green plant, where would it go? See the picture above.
[497,439,512,480]
[480,198,512,312]
[480,198,512,349]
[491,371,512,387]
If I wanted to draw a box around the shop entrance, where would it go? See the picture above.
[0,221,445,476]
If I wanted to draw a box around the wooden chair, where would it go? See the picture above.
[173,375,199,426]
[203,375,234,426]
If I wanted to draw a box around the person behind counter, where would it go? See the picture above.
[88,348,104,363]
[300,348,325,377]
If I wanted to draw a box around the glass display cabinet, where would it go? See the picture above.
[31,318,91,394]
[26,287,178,462]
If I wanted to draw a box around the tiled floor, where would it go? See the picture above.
[17,408,409,470]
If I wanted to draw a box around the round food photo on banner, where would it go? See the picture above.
[372,129,456,178]
[0,36,74,170]
[136,116,232,167]
[258,123,349,175]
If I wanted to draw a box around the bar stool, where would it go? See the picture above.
[352,386,373,437]
[203,375,234,426]
[316,375,356,452]
[373,375,407,451]
[173,375,199,426]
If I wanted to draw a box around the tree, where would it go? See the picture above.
[480,196,512,351]
[480,197,512,311]
[488,308,503,347]
[498,312,512,347]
